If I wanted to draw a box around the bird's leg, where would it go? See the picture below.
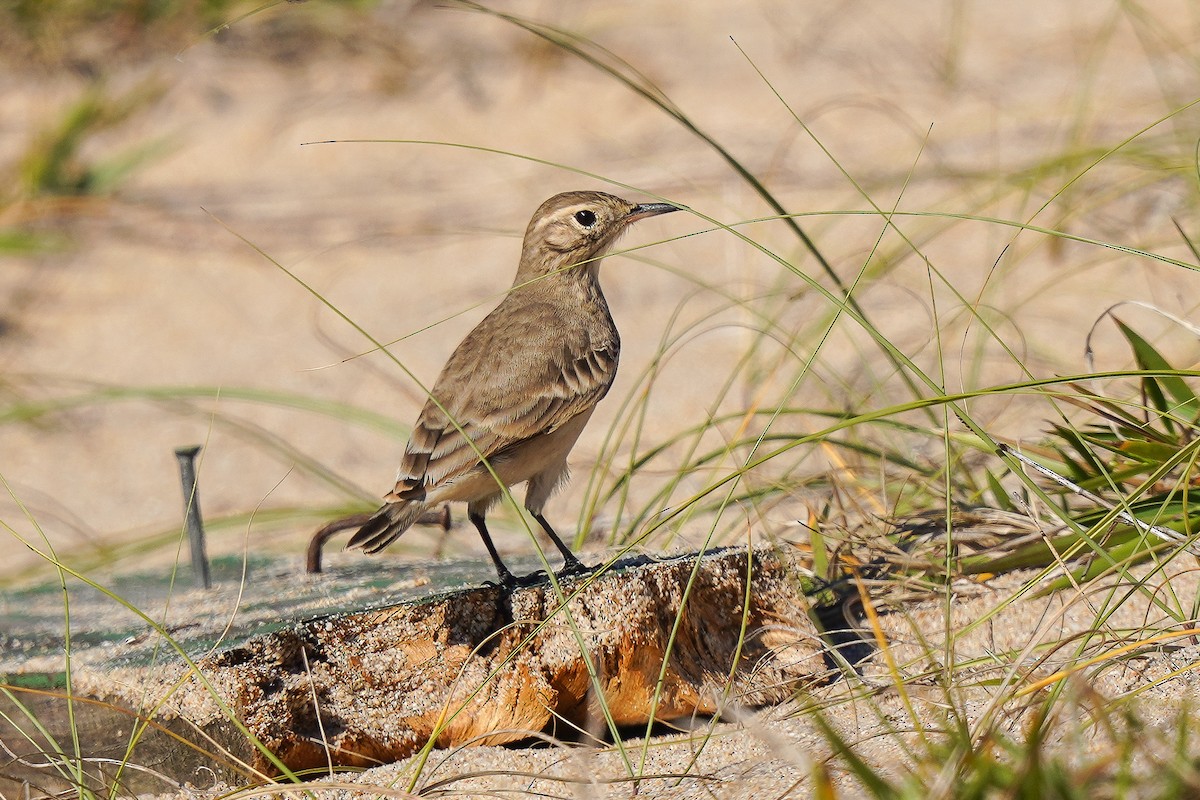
[469,511,518,588]
[533,513,591,577]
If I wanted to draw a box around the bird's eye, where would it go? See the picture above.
[574,209,597,227]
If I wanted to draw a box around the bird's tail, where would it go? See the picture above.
[346,500,428,553]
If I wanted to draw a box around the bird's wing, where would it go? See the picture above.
[388,301,618,500]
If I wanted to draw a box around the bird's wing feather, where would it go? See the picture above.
[388,299,618,499]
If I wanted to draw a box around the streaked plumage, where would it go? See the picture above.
[348,191,679,586]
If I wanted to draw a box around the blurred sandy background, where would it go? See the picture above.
[3,0,1199,585]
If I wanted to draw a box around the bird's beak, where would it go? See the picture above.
[626,202,680,223]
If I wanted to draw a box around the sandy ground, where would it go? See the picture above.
[4,0,1200,795]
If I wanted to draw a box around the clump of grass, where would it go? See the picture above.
[807,695,1200,799]
[0,0,416,245]
[0,226,66,255]
[17,79,169,200]
[0,0,381,67]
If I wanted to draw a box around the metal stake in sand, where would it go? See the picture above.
[174,445,211,589]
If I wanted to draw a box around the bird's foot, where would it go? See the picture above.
[485,569,549,591]
[555,557,594,581]
[512,569,550,588]
[483,565,517,591]
[484,560,591,591]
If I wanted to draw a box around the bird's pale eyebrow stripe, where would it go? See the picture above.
[551,204,594,222]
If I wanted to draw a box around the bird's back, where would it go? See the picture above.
[391,280,619,501]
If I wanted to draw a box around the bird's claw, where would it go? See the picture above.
[485,562,593,591]
[512,569,549,588]
[485,569,549,591]
[555,559,594,580]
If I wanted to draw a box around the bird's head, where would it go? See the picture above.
[516,191,678,283]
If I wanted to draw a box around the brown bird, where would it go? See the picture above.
[348,191,679,586]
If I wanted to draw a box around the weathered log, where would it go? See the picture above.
[1,546,825,786]
[199,547,823,775]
